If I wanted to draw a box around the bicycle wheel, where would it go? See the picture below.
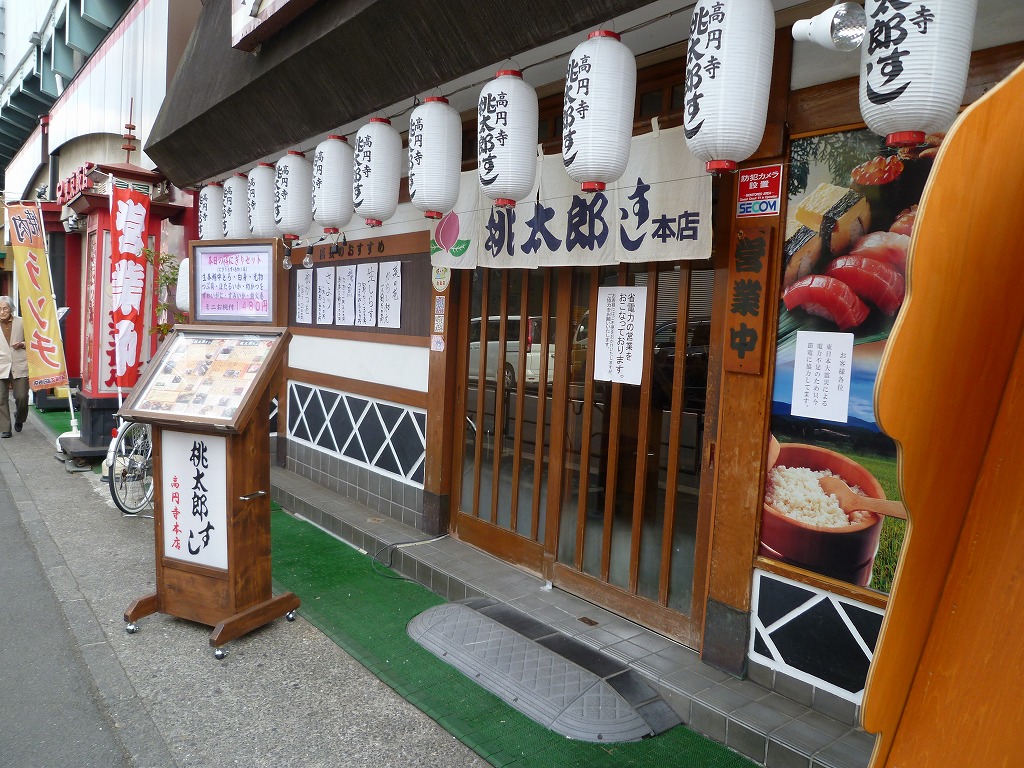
[109,421,154,515]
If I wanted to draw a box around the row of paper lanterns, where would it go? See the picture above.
[197,27,639,241]
[197,0,977,240]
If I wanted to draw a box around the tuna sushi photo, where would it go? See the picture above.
[826,256,906,316]
[782,274,870,331]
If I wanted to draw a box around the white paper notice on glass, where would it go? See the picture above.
[790,330,854,423]
[378,261,402,329]
[336,265,356,326]
[594,285,647,385]
[295,268,314,324]
[316,266,336,325]
[161,431,228,570]
[355,262,379,327]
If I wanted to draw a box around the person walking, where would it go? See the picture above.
[0,296,29,438]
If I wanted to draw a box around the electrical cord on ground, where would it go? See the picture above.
[370,534,449,581]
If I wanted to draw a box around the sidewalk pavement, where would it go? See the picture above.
[0,412,486,768]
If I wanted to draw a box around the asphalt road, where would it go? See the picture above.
[0,453,132,768]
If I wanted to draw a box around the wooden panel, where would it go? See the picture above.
[862,61,1024,766]
[285,367,428,409]
[705,173,782,611]
[227,403,273,612]
[722,227,773,374]
[788,41,1024,136]
[456,513,544,574]
[287,234,432,337]
[749,27,792,162]
[423,269,459,497]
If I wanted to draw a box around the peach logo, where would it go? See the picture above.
[431,211,471,257]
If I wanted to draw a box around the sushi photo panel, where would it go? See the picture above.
[764,127,940,594]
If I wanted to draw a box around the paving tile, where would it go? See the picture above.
[728,718,769,763]
[694,680,763,716]
[771,713,848,758]
[774,672,814,706]
[661,667,718,697]
[811,687,860,727]
[811,729,875,768]
[634,651,688,678]
[577,627,621,649]
[731,697,799,733]
[767,738,813,768]
[602,639,651,664]
[601,620,646,641]
[689,699,728,742]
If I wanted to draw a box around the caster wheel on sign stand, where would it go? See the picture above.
[214,648,227,660]
[126,623,139,634]
[286,611,296,622]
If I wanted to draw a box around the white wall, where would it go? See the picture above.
[288,335,430,394]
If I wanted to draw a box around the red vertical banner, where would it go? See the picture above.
[109,183,151,387]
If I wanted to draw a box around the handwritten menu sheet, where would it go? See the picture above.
[355,262,378,327]
[316,266,335,325]
[378,261,402,328]
[336,265,356,326]
[295,268,314,324]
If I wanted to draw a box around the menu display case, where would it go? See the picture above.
[121,324,298,654]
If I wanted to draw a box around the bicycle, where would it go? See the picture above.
[107,420,155,516]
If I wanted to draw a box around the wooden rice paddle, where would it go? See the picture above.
[817,476,907,520]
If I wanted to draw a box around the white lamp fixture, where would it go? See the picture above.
[312,135,354,235]
[682,0,775,174]
[353,117,402,227]
[562,29,637,192]
[275,150,314,239]
[408,97,462,220]
[248,162,278,238]
[223,173,249,238]
[478,70,538,207]
[859,0,978,147]
[792,2,867,51]
[198,182,224,240]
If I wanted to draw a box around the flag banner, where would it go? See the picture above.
[431,125,713,270]
[6,203,69,391]
[109,182,151,387]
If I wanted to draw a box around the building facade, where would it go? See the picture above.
[133,0,1024,713]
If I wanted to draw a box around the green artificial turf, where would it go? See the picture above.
[269,504,756,768]
[33,406,75,437]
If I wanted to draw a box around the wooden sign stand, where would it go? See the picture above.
[120,325,298,656]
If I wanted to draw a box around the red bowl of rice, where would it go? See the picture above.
[760,442,885,586]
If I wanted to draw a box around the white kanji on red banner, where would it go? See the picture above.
[110,184,151,388]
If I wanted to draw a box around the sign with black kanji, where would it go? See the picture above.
[724,227,773,374]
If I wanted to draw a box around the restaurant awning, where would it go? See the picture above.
[144,0,662,188]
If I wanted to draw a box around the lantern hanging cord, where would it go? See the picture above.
[385,4,691,122]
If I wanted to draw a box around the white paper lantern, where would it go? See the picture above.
[275,150,314,238]
[248,162,277,238]
[478,70,538,207]
[223,173,249,239]
[312,135,354,234]
[562,30,637,192]
[198,182,224,240]
[682,0,775,173]
[408,97,462,219]
[352,118,402,227]
[859,0,977,147]
[175,257,190,314]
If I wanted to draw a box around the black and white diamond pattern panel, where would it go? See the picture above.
[288,382,426,486]
[749,569,884,703]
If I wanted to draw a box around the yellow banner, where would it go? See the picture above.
[6,203,69,390]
